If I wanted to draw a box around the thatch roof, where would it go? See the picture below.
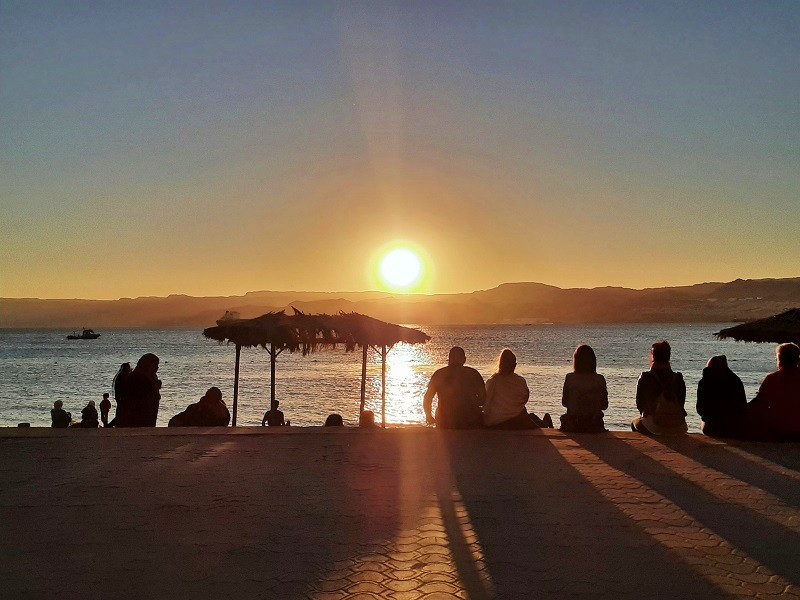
[203,309,430,353]
[715,308,800,343]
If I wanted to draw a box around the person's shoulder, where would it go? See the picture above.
[466,366,484,379]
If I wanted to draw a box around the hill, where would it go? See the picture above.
[1,278,799,328]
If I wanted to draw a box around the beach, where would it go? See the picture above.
[2,427,800,599]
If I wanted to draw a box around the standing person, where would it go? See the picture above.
[107,362,132,427]
[423,346,486,429]
[632,340,688,435]
[262,400,285,426]
[120,354,161,427]
[560,344,608,433]
[696,355,747,438]
[51,400,72,428]
[483,349,552,429]
[749,343,800,440]
[99,393,112,427]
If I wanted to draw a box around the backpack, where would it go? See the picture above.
[651,373,686,430]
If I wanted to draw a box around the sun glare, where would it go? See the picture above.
[379,248,423,291]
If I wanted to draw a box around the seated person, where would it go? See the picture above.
[632,340,688,435]
[423,346,486,429]
[71,401,99,428]
[483,349,552,429]
[359,410,380,428]
[748,343,800,440]
[560,345,608,433]
[262,400,285,426]
[324,413,344,427]
[696,355,747,438]
[51,400,72,428]
[168,387,230,427]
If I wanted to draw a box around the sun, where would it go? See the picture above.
[379,248,424,291]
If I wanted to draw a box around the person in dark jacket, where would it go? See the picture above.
[696,355,747,438]
[632,340,688,435]
[51,400,72,428]
[168,387,230,427]
[115,354,161,427]
[107,362,132,428]
[423,346,486,429]
[71,401,100,428]
[99,393,112,427]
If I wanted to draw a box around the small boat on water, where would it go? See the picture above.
[67,329,100,340]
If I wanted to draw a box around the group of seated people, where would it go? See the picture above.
[51,341,800,440]
[422,341,800,441]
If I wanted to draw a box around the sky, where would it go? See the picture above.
[1,1,798,299]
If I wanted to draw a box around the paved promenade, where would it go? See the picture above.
[2,428,800,599]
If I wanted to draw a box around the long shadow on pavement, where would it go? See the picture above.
[575,433,800,587]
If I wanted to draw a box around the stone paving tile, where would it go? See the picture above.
[1,430,800,599]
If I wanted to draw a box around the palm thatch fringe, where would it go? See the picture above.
[203,309,430,427]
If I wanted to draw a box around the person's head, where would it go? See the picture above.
[448,346,466,367]
[271,400,279,410]
[777,343,800,369]
[650,341,671,366]
[205,386,223,403]
[103,393,109,400]
[494,349,517,375]
[88,400,96,407]
[706,355,728,370]
[573,344,597,374]
[324,413,343,427]
[54,400,63,409]
[135,353,159,375]
[359,410,376,427]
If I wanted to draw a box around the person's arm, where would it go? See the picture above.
[474,371,487,408]
[279,411,285,426]
[635,373,648,414]
[561,376,570,409]
[423,377,437,425]
[261,412,268,427]
[599,375,609,411]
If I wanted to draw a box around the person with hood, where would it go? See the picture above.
[696,355,747,438]
[71,400,99,428]
[117,354,161,427]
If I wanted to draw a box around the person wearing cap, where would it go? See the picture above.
[423,346,486,429]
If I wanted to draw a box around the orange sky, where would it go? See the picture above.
[1,3,798,299]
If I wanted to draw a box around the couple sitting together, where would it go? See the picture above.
[423,345,608,431]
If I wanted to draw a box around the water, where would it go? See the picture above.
[0,324,779,430]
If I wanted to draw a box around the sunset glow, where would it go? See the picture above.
[379,248,423,291]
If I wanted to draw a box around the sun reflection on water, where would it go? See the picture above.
[363,342,432,425]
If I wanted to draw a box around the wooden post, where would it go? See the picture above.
[359,345,368,414]
[270,342,276,407]
[232,344,241,427]
[381,345,387,428]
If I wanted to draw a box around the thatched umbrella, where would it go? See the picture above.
[203,310,430,427]
[715,308,800,344]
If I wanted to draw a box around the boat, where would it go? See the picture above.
[67,329,100,340]
[216,311,241,326]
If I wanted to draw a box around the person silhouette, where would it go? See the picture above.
[50,400,72,428]
[559,345,608,433]
[632,341,687,435]
[423,346,485,429]
[483,349,552,429]
[99,393,112,427]
[262,400,285,426]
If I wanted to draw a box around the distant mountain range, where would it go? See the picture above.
[2,278,799,328]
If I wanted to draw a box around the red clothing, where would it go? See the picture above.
[752,368,800,435]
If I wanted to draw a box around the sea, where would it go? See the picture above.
[0,324,780,431]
